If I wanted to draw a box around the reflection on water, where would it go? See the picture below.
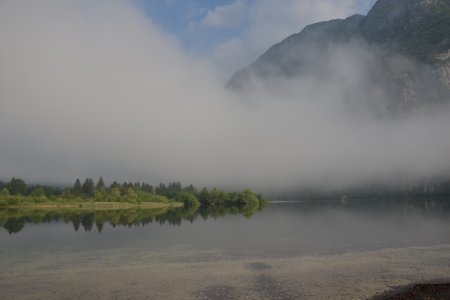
[0,198,448,300]
[272,197,450,216]
[0,198,449,258]
[0,201,266,234]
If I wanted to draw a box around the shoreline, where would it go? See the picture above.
[371,282,450,299]
[1,201,184,210]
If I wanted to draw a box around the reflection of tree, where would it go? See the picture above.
[4,218,25,234]
[198,200,267,220]
[80,212,95,232]
[0,200,268,234]
[95,220,104,233]
[288,198,450,217]
[72,216,81,232]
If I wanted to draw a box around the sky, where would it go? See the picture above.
[0,0,449,192]
[135,0,376,79]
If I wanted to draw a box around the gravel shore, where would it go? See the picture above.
[1,244,449,299]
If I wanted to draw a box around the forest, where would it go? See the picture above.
[0,177,267,209]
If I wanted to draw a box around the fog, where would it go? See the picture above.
[1,0,450,192]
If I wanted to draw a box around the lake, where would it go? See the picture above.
[1,198,449,299]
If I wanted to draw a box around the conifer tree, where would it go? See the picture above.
[96,177,106,191]
[73,178,82,197]
[81,178,95,197]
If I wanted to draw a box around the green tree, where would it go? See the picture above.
[1,188,10,197]
[209,188,219,204]
[81,178,95,197]
[31,187,46,197]
[127,188,138,203]
[0,188,10,206]
[198,187,209,205]
[73,179,82,197]
[96,177,106,191]
[62,187,72,199]
[142,183,153,194]
[110,187,121,202]
[110,181,119,189]
[240,189,259,205]
[6,177,27,195]
[94,189,106,201]
[31,187,48,203]
[179,192,200,207]
[218,191,230,204]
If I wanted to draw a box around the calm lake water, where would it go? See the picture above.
[1,199,449,299]
[1,198,449,257]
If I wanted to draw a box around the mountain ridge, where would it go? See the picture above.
[227,0,450,115]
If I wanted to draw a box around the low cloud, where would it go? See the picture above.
[209,0,377,79]
[0,0,449,193]
[201,0,247,29]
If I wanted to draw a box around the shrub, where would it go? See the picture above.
[7,197,19,206]
[179,192,200,206]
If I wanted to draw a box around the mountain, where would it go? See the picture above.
[360,0,450,62]
[227,0,450,115]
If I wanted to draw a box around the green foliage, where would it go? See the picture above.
[1,200,267,234]
[81,178,95,198]
[137,192,169,203]
[141,183,153,194]
[62,187,72,199]
[0,177,268,215]
[0,185,269,234]
[198,188,209,205]
[239,189,259,205]
[31,187,46,197]
[1,188,10,197]
[73,179,82,197]
[397,5,450,63]
[178,192,200,207]
[6,197,19,206]
[156,182,183,199]
[109,187,121,202]
[6,178,27,195]
[94,190,106,202]
[96,177,106,191]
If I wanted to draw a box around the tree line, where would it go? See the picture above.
[0,177,267,209]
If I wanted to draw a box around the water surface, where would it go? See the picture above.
[1,198,449,299]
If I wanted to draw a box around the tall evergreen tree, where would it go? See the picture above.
[81,178,95,197]
[73,178,82,197]
[96,177,106,191]
[142,183,153,194]
[110,181,119,189]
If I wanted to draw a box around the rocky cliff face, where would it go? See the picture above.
[361,0,450,61]
[227,0,450,116]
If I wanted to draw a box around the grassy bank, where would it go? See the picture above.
[2,201,183,210]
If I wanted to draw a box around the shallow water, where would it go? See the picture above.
[1,199,449,299]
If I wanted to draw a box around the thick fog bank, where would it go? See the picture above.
[0,1,449,192]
